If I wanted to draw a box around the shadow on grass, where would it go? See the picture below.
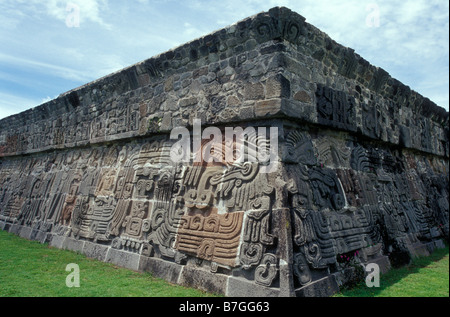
[337,244,449,297]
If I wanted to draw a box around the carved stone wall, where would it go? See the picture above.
[0,7,448,297]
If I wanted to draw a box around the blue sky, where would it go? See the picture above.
[0,0,448,120]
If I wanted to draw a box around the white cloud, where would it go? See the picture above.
[183,22,205,38]
[0,0,111,29]
[0,92,43,120]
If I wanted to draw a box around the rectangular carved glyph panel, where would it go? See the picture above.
[175,210,244,267]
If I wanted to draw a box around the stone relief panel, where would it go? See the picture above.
[284,127,449,290]
[0,126,284,286]
[175,209,244,266]
[169,134,279,284]
[0,118,447,295]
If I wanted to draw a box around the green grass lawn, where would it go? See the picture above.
[1,229,448,297]
[335,244,449,297]
[0,229,219,297]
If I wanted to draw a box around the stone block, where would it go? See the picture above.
[30,229,50,244]
[2,222,11,232]
[244,82,265,100]
[19,226,33,240]
[49,234,66,249]
[9,224,22,235]
[285,57,311,81]
[293,90,311,103]
[407,242,430,258]
[139,256,182,284]
[178,97,198,108]
[434,239,446,249]
[399,125,411,147]
[280,99,316,121]
[365,256,391,275]
[295,275,339,297]
[255,99,282,117]
[83,242,109,261]
[105,248,140,271]
[266,74,291,99]
[0,6,448,299]
[226,276,280,297]
[63,237,85,253]
[238,106,255,120]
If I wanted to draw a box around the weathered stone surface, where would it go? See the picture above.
[178,265,229,295]
[105,248,141,271]
[18,226,33,240]
[63,237,85,254]
[295,275,340,297]
[0,7,448,297]
[138,256,182,284]
[227,276,280,297]
[266,74,291,99]
[48,235,66,249]
[293,90,311,103]
[255,99,282,117]
[83,241,109,261]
